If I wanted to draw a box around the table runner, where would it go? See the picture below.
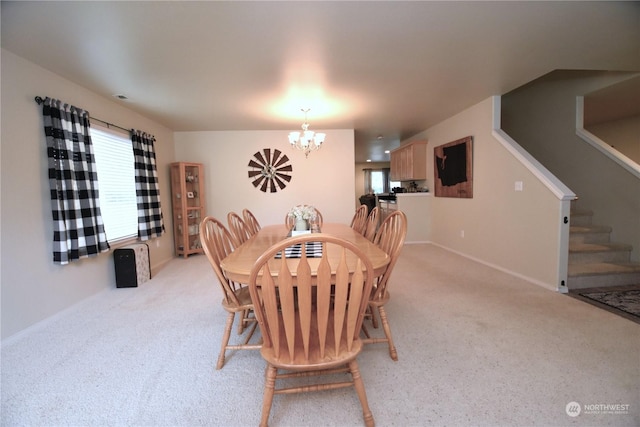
[275,242,323,259]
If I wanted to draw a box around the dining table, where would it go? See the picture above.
[220,223,389,284]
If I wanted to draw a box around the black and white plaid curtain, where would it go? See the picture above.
[41,98,110,264]
[131,130,164,240]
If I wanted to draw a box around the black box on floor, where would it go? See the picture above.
[113,243,151,288]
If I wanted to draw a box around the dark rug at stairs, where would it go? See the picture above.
[573,286,640,324]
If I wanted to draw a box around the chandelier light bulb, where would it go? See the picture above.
[288,131,300,145]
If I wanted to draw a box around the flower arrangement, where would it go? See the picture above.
[287,205,317,222]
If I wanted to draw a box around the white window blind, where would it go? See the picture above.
[90,126,138,242]
[369,169,398,194]
[371,170,385,194]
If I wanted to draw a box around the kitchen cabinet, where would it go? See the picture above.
[170,162,205,258]
[390,140,428,181]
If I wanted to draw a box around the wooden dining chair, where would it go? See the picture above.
[362,210,407,361]
[242,208,261,236]
[227,211,252,247]
[200,216,260,369]
[350,204,368,234]
[248,234,376,427]
[363,206,379,241]
[284,212,295,230]
[311,207,323,228]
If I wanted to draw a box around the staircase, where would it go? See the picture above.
[568,202,640,290]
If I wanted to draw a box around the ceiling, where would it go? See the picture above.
[2,1,639,162]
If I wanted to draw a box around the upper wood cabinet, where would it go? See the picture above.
[390,140,428,181]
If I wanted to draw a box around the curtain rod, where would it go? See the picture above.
[34,96,131,134]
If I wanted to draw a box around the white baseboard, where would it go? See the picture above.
[3,257,175,347]
[428,242,560,292]
[1,287,111,348]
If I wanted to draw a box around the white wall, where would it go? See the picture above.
[405,98,564,289]
[502,71,640,262]
[1,49,176,340]
[587,115,640,165]
[174,130,355,227]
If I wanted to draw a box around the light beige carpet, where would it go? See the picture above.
[2,244,638,426]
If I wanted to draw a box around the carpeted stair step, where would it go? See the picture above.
[567,262,640,290]
[569,242,632,264]
[569,208,593,227]
[569,225,612,244]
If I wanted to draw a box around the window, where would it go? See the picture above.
[90,126,138,242]
[371,171,385,194]
[365,168,396,194]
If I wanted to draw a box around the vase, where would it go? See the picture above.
[294,218,309,231]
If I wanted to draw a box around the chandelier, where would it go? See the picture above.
[288,108,326,158]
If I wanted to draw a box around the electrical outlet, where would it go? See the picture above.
[156,239,160,248]
[515,181,524,191]
[460,230,465,238]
